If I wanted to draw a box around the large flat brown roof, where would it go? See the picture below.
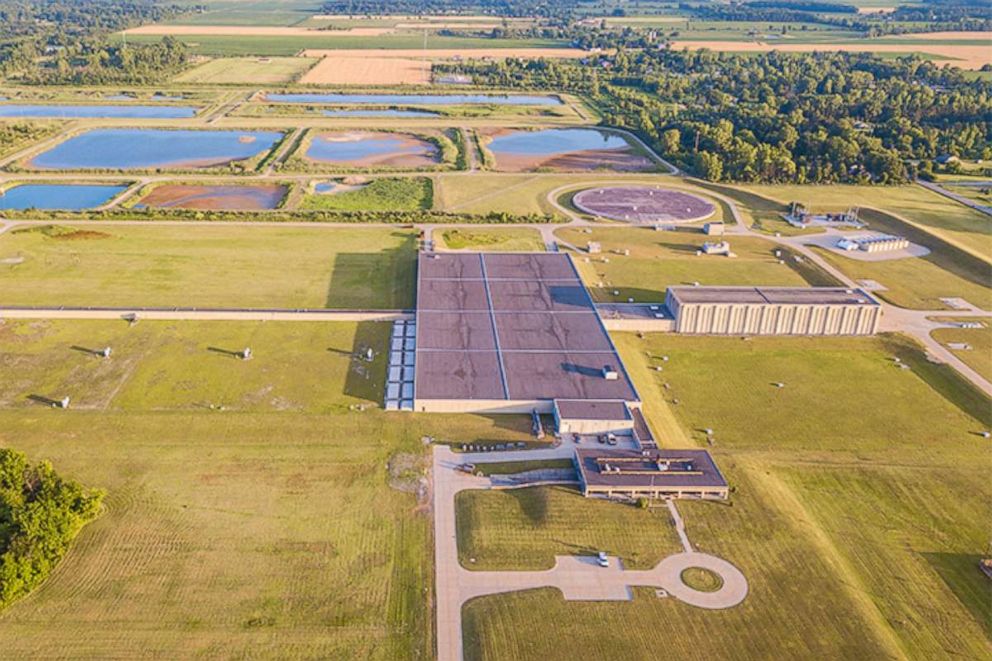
[414,252,639,404]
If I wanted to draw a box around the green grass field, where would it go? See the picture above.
[931,318,992,383]
[0,224,416,309]
[811,243,992,310]
[742,184,991,263]
[711,184,992,310]
[0,317,539,659]
[300,177,433,212]
[457,486,682,571]
[166,0,322,26]
[435,173,731,221]
[174,57,318,84]
[436,228,544,252]
[555,226,819,302]
[119,33,567,57]
[463,332,991,660]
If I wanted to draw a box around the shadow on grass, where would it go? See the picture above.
[324,232,418,309]
[343,320,390,402]
[921,552,992,634]
[883,334,992,426]
[506,486,549,526]
[857,208,991,289]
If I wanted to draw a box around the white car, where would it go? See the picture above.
[597,551,609,568]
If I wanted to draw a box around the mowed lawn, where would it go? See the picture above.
[556,226,818,302]
[931,318,992,382]
[462,333,991,660]
[434,173,728,220]
[742,183,991,262]
[456,486,683,570]
[812,243,992,311]
[697,183,991,310]
[0,318,537,659]
[174,56,318,84]
[0,224,416,309]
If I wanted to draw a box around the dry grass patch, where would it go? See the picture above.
[300,56,430,85]
[175,57,318,84]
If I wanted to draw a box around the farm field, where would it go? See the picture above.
[435,227,544,252]
[0,224,416,309]
[463,332,991,660]
[118,34,572,57]
[670,38,991,69]
[0,317,535,659]
[556,226,822,302]
[174,56,318,84]
[301,56,430,85]
[931,319,992,383]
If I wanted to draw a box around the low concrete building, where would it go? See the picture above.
[700,241,732,256]
[703,222,725,236]
[665,286,881,336]
[574,448,728,499]
[836,235,910,253]
[553,399,633,435]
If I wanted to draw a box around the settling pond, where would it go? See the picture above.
[0,184,127,210]
[305,132,438,168]
[135,184,287,210]
[0,104,197,119]
[265,93,561,106]
[487,128,653,172]
[29,129,282,170]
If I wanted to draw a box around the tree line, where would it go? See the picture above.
[437,50,991,184]
[0,0,194,83]
[0,448,104,610]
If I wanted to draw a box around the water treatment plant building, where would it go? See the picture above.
[412,252,640,414]
[664,286,881,336]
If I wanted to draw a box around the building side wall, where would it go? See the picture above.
[414,398,555,414]
[583,484,729,500]
[558,419,635,435]
[674,302,879,336]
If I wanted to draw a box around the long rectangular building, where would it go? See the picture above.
[414,252,639,413]
[575,448,728,499]
[665,286,880,336]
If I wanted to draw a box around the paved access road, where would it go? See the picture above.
[432,445,749,661]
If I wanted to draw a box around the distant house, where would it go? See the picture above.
[935,153,960,166]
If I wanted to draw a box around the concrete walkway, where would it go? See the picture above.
[432,445,749,661]
[0,305,411,322]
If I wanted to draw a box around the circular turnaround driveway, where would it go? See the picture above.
[573,185,716,223]
[656,552,749,609]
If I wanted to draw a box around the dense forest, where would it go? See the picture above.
[0,448,103,610]
[0,0,192,83]
[687,0,992,34]
[439,50,992,183]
